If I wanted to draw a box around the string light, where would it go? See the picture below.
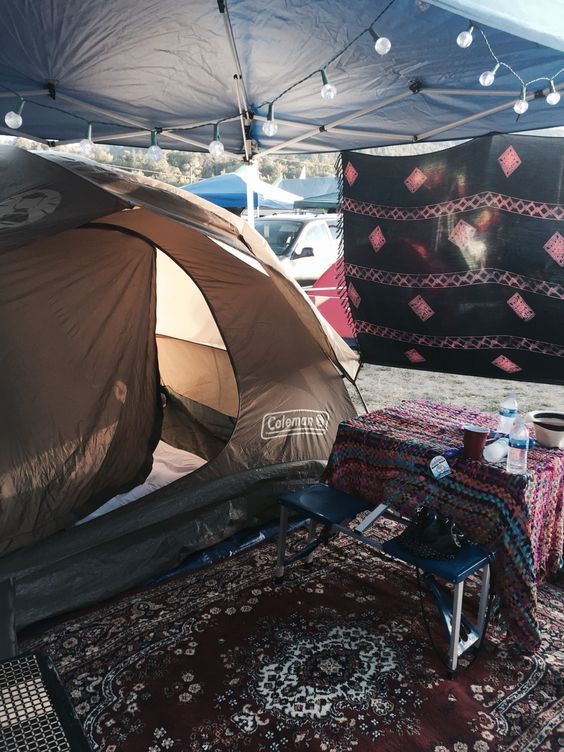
[4,98,25,129]
[208,123,224,157]
[79,122,94,154]
[513,85,529,115]
[1,4,560,155]
[479,62,500,87]
[368,27,391,55]
[546,80,561,106]
[456,23,474,49]
[147,130,163,161]
[457,21,562,116]
[320,68,337,100]
[262,103,278,136]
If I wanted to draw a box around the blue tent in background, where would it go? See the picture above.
[182,167,301,211]
[0,1,562,156]
[277,177,338,199]
[294,191,339,210]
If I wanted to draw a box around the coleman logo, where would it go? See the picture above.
[261,410,330,439]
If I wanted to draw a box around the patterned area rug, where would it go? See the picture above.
[22,530,564,752]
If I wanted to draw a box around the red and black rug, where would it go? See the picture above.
[22,531,563,752]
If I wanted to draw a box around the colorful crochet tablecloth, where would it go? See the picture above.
[321,399,564,652]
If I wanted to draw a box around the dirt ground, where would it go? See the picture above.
[347,362,564,419]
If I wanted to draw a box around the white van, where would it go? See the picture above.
[254,214,339,284]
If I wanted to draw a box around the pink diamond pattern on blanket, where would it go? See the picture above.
[404,167,428,193]
[405,348,426,363]
[344,263,564,299]
[448,219,476,249]
[369,226,386,252]
[348,282,361,308]
[342,194,564,222]
[543,232,564,267]
[498,146,522,177]
[492,355,522,373]
[344,162,358,186]
[354,322,564,358]
[408,295,434,321]
[507,293,535,321]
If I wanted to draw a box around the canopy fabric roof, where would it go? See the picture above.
[183,168,300,210]
[428,1,564,53]
[294,191,340,210]
[0,0,562,157]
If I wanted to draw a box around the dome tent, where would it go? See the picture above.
[0,145,358,627]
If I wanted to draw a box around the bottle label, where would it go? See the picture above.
[430,455,451,479]
[509,438,528,449]
[500,407,517,417]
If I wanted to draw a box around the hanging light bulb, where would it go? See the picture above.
[546,80,561,106]
[79,123,95,155]
[479,62,500,87]
[456,23,474,48]
[513,85,529,114]
[208,123,224,157]
[367,28,391,55]
[368,27,392,55]
[320,69,337,100]
[262,103,278,136]
[147,130,163,162]
[4,98,25,129]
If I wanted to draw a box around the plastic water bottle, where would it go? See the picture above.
[497,393,518,434]
[506,417,529,474]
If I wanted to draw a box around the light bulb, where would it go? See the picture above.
[262,103,278,136]
[368,28,391,56]
[5,110,23,129]
[456,28,474,48]
[319,69,337,100]
[147,144,163,162]
[374,36,391,55]
[321,83,337,100]
[546,81,561,106]
[79,138,94,155]
[513,98,528,115]
[479,70,495,87]
[479,62,499,88]
[208,139,224,158]
[262,119,278,136]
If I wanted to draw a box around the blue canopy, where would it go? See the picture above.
[277,177,338,199]
[428,1,564,53]
[0,0,562,156]
[183,169,300,210]
[294,191,340,210]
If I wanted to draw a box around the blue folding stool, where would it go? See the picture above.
[276,483,493,674]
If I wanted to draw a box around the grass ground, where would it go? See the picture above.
[349,363,564,418]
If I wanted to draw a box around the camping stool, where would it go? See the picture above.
[276,483,381,579]
[382,537,494,676]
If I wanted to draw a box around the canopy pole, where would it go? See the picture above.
[258,89,415,157]
[246,160,258,229]
[416,81,564,141]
